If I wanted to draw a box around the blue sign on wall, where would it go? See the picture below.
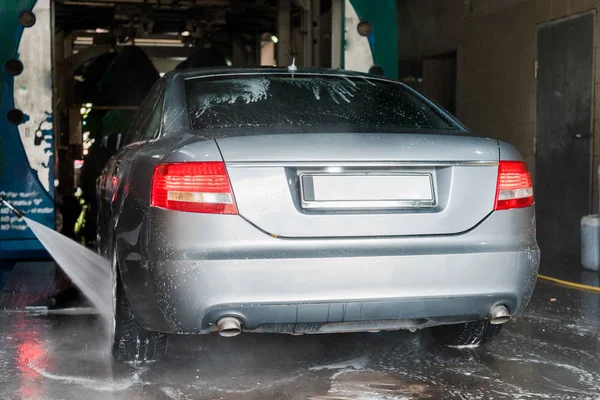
[0,0,54,259]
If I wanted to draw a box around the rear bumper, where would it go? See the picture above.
[116,207,539,334]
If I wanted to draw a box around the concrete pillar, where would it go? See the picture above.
[69,108,82,157]
[254,34,262,66]
[302,2,312,66]
[312,0,321,67]
[277,0,292,66]
[245,35,257,66]
[261,40,276,66]
[331,0,342,68]
[232,35,244,67]
[64,33,74,108]
[53,30,64,151]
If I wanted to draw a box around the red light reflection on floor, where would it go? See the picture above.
[15,316,50,400]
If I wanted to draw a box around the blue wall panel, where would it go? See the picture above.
[0,0,54,259]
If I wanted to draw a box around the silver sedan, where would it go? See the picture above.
[96,68,540,362]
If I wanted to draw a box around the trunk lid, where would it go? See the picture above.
[216,133,499,238]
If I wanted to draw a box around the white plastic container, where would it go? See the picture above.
[581,214,600,271]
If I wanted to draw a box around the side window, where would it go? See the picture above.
[122,78,166,145]
[141,91,165,141]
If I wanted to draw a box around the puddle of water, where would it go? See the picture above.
[29,363,140,392]
[24,217,112,323]
[309,355,370,372]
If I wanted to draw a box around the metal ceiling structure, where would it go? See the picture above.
[51,0,327,187]
[55,0,282,42]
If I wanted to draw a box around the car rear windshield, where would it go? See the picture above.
[185,74,458,133]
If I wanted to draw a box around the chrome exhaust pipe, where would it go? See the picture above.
[488,305,511,325]
[216,317,242,337]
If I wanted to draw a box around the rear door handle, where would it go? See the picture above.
[575,134,591,139]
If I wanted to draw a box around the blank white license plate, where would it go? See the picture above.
[301,174,435,209]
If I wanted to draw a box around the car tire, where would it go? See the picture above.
[112,274,167,362]
[431,320,502,347]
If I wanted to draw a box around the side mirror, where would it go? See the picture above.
[103,133,122,153]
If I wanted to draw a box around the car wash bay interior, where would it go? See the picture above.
[1,0,600,399]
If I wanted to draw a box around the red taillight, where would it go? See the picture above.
[151,162,238,214]
[494,161,534,211]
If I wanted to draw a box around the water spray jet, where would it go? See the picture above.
[0,195,113,323]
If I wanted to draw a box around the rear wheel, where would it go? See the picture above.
[112,274,167,362]
[431,320,502,347]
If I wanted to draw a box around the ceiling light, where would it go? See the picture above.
[271,35,278,43]
[135,38,184,47]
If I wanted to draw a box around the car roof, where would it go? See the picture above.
[164,67,399,84]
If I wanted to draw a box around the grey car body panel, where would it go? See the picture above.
[226,162,498,237]
[498,140,524,161]
[97,67,540,336]
[201,295,519,334]
[117,206,538,334]
[162,73,193,136]
[217,133,499,237]
[214,133,496,162]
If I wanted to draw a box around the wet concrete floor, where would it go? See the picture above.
[0,280,599,400]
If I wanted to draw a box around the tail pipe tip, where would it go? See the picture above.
[216,317,243,337]
[488,305,511,325]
